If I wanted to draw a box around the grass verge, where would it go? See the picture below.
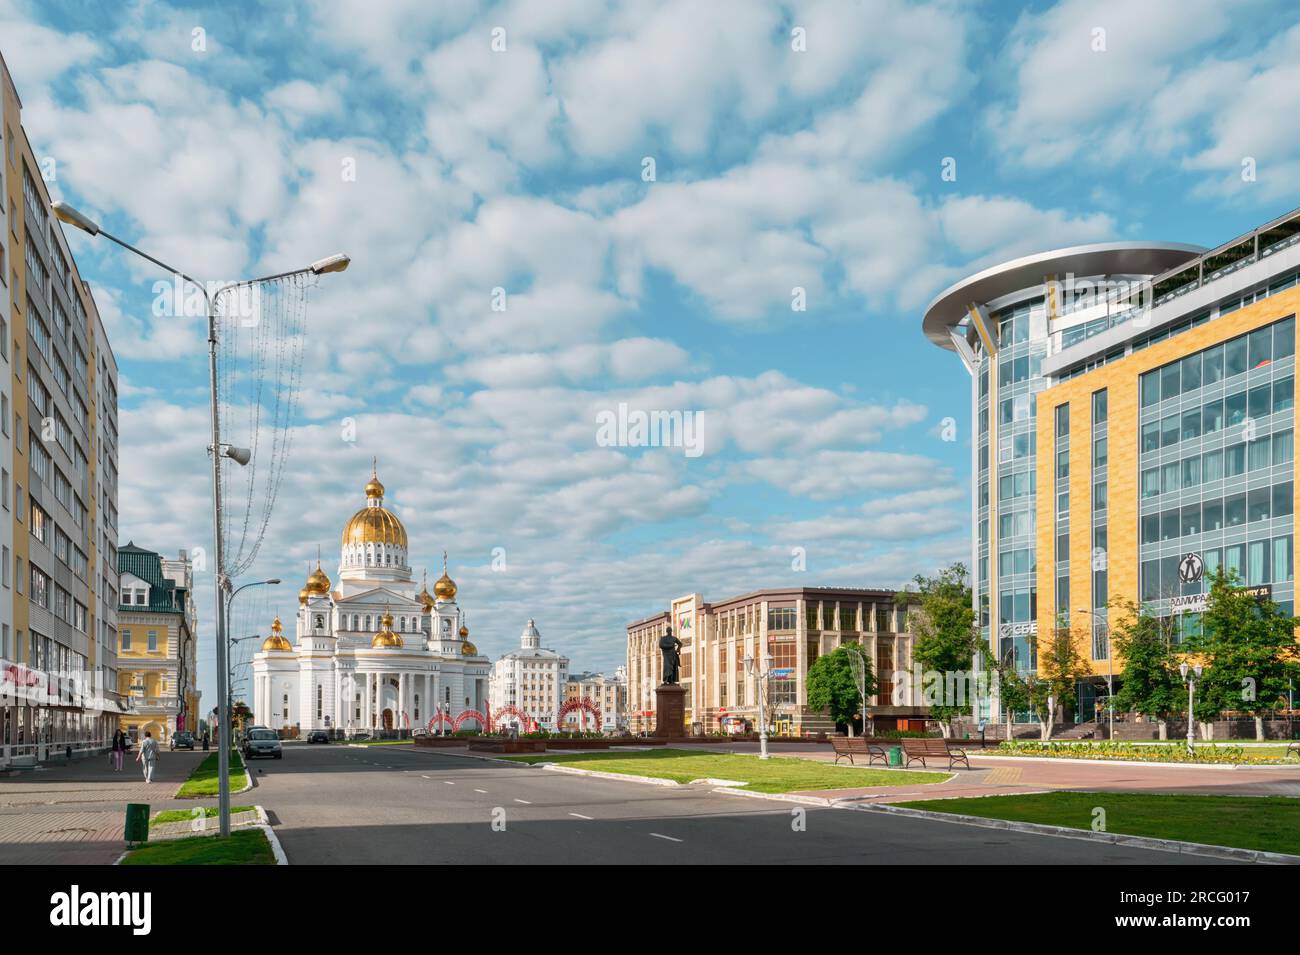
[122,828,275,865]
[899,791,1300,855]
[151,806,255,826]
[502,748,949,793]
[177,750,250,798]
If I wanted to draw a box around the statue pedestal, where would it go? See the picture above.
[654,683,686,738]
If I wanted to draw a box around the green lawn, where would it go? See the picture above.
[177,750,250,798]
[151,806,255,826]
[122,828,275,865]
[503,748,949,793]
[900,791,1300,855]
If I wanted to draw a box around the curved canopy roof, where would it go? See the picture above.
[922,242,1204,351]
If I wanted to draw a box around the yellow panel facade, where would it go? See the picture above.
[1037,285,1300,674]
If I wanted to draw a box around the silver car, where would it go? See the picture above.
[242,728,282,760]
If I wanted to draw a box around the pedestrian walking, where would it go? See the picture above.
[111,729,126,771]
[135,731,158,783]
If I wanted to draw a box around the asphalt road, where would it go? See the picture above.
[248,744,1228,865]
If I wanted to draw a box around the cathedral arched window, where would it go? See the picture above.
[398,616,405,631]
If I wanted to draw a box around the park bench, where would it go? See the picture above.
[829,736,888,766]
[1287,741,1300,759]
[901,736,970,770]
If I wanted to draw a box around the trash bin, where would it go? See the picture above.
[124,803,150,846]
[888,746,902,766]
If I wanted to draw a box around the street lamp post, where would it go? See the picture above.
[53,198,345,839]
[743,654,769,760]
[1179,662,1203,756]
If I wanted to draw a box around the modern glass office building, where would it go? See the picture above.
[924,208,1300,721]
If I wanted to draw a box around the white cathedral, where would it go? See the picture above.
[251,468,490,736]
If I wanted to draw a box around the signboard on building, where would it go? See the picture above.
[1178,552,1204,584]
[998,622,1038,639]
[1170,585,1271,615]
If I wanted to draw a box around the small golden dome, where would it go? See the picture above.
[371,611,403,648]
[365,474,385,499]
[298,587,310,605]
[433,552,456,600]
[262,617,292,652]
[418,572,435,612]
[461,640,478,656]
[459,624,469,638]
[306,560,331,595]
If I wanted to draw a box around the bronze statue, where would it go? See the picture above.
[659,627,683,685]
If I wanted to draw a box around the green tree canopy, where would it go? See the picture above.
[904,562,980,733]
[806,643,875,729]
[1109,599,1182,720]
[1186,567,1300,724]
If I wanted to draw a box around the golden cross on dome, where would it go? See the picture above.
[442,550,448,573]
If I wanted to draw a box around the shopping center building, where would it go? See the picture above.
[924,208,1300,722]
[626,587,927,735]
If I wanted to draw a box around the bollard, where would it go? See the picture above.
[124,803,150,846]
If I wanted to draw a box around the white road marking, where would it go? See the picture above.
[444,781,455,786]
[474,788,488,794]
[568,812,593,820]
[421,775,431,779]
[649,833,682,843]
[513,799,531,805]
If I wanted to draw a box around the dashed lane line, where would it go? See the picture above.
[568,812,593,820]
[649,833,683,843]
[513,799,531,805]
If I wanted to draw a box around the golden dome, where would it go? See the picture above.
[461,640,478,656]
[298,587,310,605]
[458,623,469,638]
[418,572,435,612]
[371,611,403,648]
[262,617,292,652]
[306,560,331,595]
[343,471,407,549]
[433,551,456,601]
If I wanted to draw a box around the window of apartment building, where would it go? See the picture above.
[147,631,157,652]
[1,545,7,587]
[29,564,48,608]
[120,629,131,651]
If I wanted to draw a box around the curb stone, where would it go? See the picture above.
[851,800,1300,864]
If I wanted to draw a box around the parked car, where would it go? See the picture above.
[242,728,283,760]
[169,731,196,751]
[307,730,329,744]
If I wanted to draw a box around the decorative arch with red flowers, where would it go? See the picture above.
[453,708,488,732]
[427,712,454,732]
[492,705,535,732]
[556,697,602,732]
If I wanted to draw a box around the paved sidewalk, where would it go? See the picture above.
[0,750,210,864]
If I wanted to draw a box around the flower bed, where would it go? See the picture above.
[996,740,1298,765]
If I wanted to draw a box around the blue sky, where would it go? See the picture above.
[3,0,1299,707]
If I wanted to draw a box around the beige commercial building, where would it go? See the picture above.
[626,588,927,736]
